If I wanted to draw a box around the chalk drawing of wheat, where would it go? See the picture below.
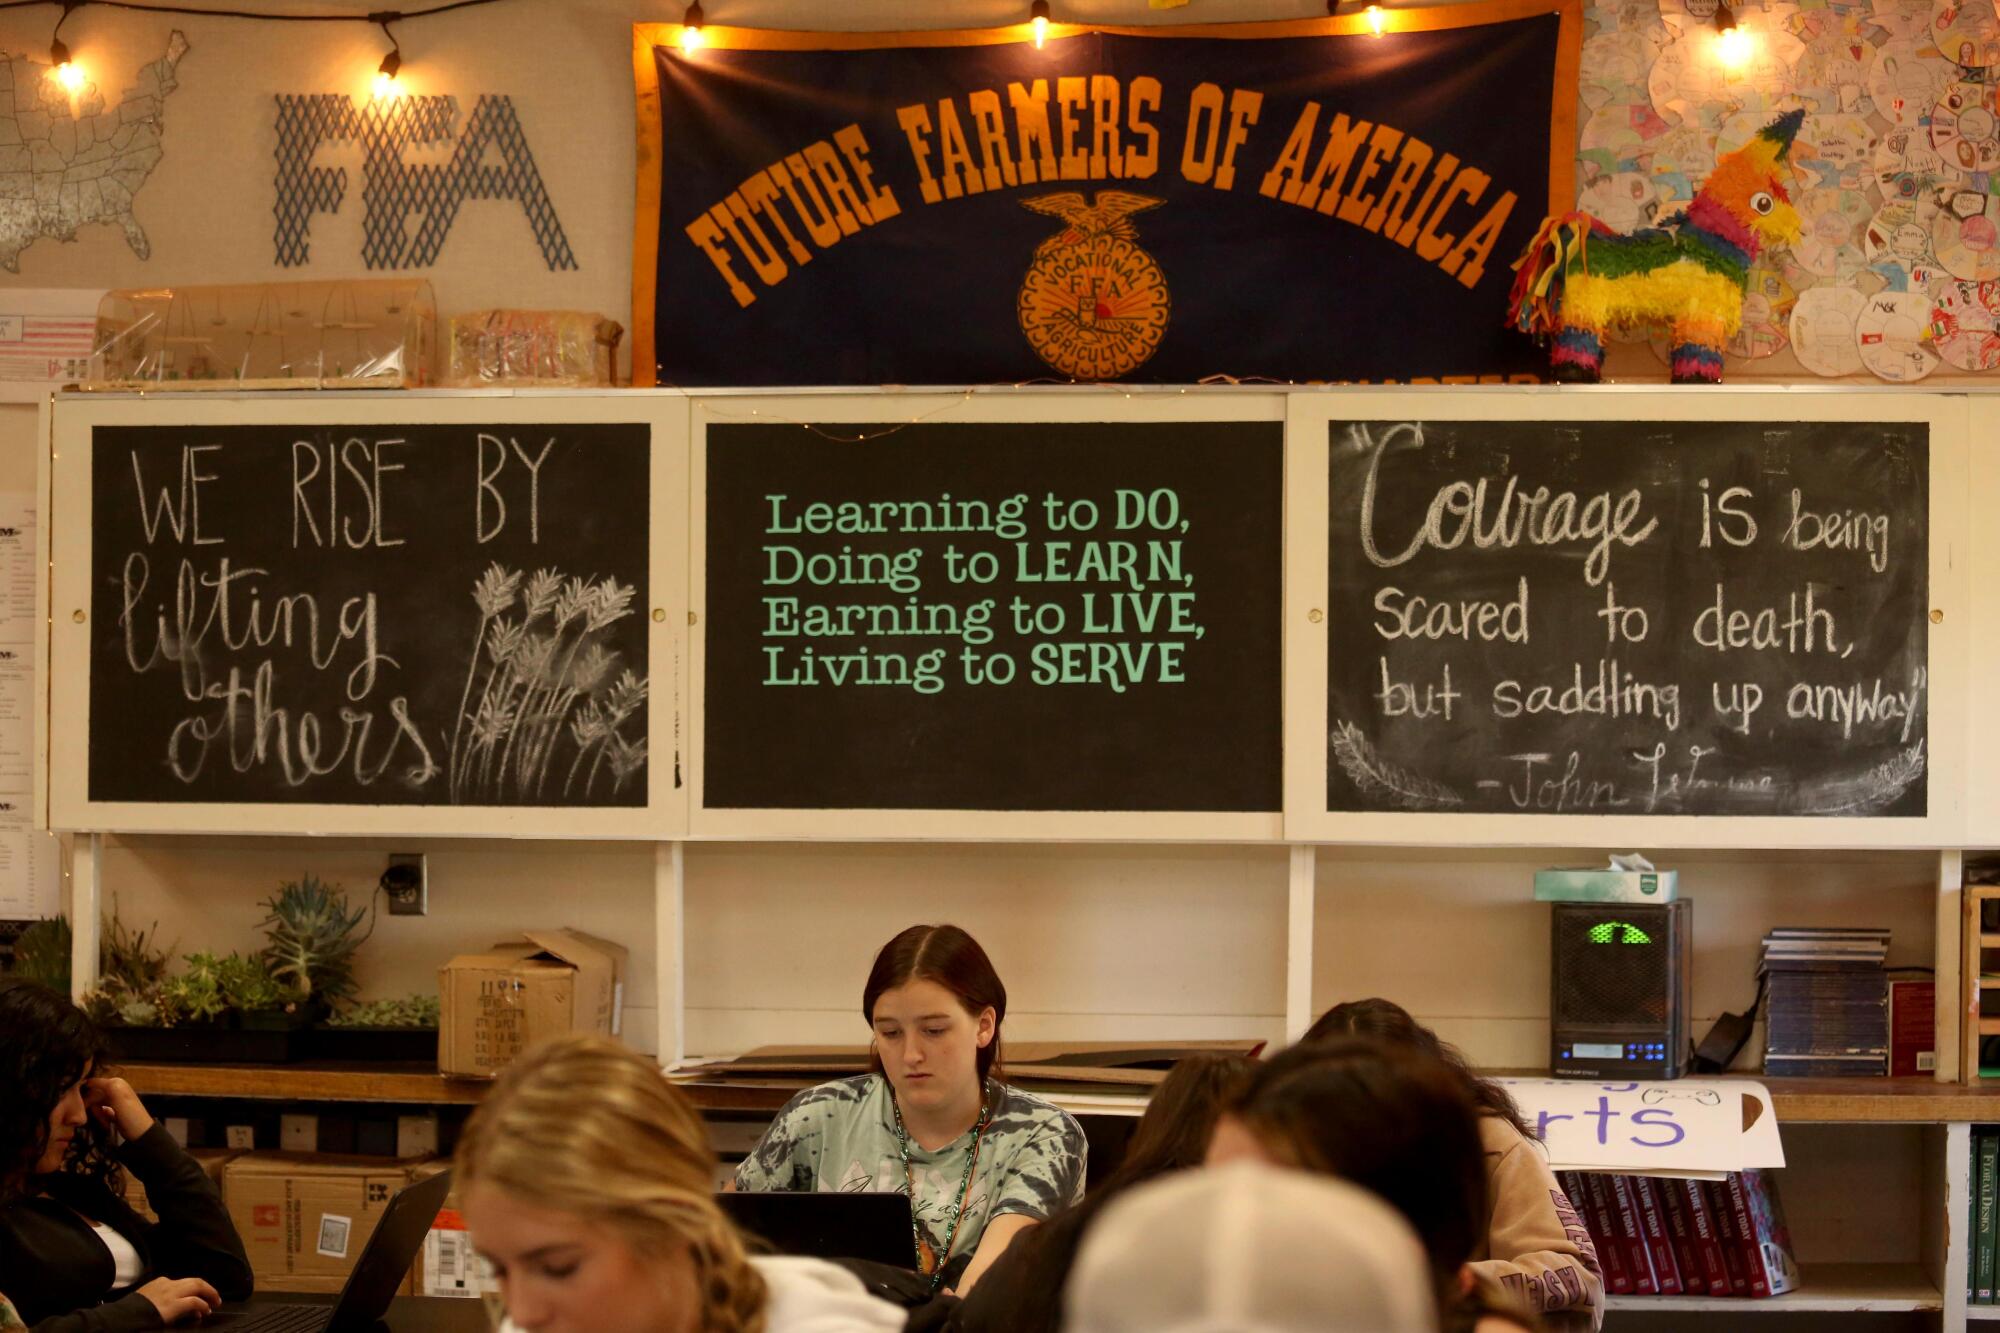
[1330,720,1463,810]
[1796,740,1925,816]
[446,561,645,805]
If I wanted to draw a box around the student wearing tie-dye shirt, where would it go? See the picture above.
[734,925,1086,1296]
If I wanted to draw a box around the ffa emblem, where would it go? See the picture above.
[1017,191,1171,380]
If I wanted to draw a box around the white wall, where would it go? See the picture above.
[1314,847,1939,1071]
[87,834,1939,1066]
[94,834,665,1050]
[683,842,1291,1054]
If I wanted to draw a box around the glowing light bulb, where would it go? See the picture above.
[680,2,705,53]
[1366,4,1385,34]
[1033,14,1048,46]
[1716,25,1750,66]
[48,39,81,91]
[1030,0,1052,48]
[680,24,704,51]
[372,50,402,100]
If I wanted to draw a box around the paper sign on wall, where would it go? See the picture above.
[1496,1079,1785,1175]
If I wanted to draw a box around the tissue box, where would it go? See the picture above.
[1534,867,1678,904]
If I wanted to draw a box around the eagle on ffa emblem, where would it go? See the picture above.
[1017,190,1171,380]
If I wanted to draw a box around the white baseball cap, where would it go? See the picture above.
[1064,1162,1439,1333]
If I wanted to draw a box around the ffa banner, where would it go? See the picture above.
[633,7,1579,386]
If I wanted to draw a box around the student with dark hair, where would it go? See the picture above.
[950,1051,1255,1333]
[1306,999,1603,1330]
[1207,1036,1540,1333]
[0,979,253,1331]
[735,925,1087,1296]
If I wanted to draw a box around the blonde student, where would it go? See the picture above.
[1305,999,1604,1331]
[734,924,1087,1296]
[456,1033,905,1333]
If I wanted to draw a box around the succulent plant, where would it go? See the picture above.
[213,952,295,1013]
[328,992,440,1028]
[10,916,72,994]
[100,907,172,993]
[16,904,172,1011]
[158,967,227,1025]
[258,875,372,1003]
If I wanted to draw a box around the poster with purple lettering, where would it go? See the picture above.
[633,5,1580,387]
[1496,1078,1785,1175]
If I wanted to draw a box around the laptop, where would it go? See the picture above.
[717,1190,914,1268]
[209,1168,455,1333]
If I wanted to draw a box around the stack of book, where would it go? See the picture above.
[1971,1131,2000,1304]
[1762,926,1891,1078]
[1559,1170,1799,1298]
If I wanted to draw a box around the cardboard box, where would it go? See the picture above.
[409,1159,500,1299]
[221,1152,430,1291]
[396,1113,440,1160]
[1535,867,1678,904]
[127,1148,238,1224]
[438,928,627,1078]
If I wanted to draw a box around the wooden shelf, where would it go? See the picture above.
[119,1061,490,1105]
[115,1062,2000,1122]
[1606,1264,1939,1313]
[1970,1308,2000,1321]
[1763,1076,2000,1122]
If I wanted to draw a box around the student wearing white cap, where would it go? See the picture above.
[1062,1163,1439,1333]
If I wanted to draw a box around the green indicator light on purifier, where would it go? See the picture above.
[1588,922,1653,945]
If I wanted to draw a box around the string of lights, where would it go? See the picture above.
[0,0,508,97]
[676,1,1057,55]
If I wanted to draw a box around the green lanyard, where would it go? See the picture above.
[892,1082,992,1294]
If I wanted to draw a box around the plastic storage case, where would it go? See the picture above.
[86,279,436,389]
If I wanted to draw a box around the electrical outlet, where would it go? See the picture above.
[384,853,427,916]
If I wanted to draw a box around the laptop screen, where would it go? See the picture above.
[332,1168,455,1321]
[716,1191,914,1269]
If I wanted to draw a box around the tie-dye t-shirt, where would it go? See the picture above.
[734,1074,1088,1288]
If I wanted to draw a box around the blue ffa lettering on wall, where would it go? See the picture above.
[273,94,576,270]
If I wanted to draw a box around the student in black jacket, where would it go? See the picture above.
[0,979,253,1331]
[947,1051,1254,1333]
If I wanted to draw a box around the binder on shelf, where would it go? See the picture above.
[1657,1178,1713,1295]
[1979,1131,1998,1305]
[1608,1173,1659,1295]
[1632,1176,1683,1296]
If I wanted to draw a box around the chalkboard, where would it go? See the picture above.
[88,423,652,807]
[703,420,1283,811]
[1326,419,1929,817]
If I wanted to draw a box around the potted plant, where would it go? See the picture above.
[9,915,73,994]
[88,950,314,1064]
[79,876,373,1065]
[311,992,441,1062]
[258,873,371,1010]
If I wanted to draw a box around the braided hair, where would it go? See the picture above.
[454,1035,768,1333]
